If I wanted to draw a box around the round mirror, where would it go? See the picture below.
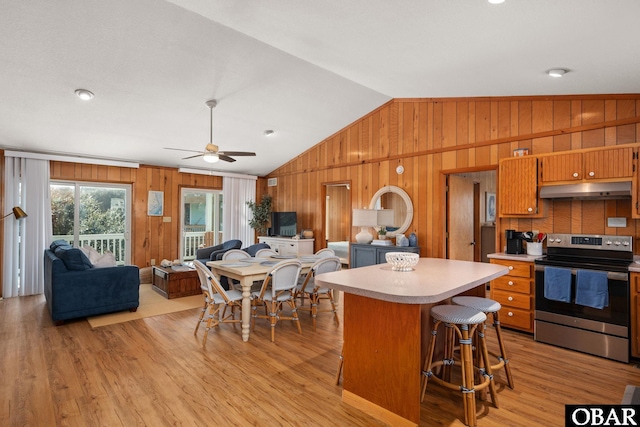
[368,186,413,237]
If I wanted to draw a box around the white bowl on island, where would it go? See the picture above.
[385,252,419,271]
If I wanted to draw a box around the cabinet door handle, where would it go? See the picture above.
[508,296,513,301]
[527,207,533,212]
[508,266,514,271]
[508,311,514,317]
[588,171,595,177]
[572,172,579,178]
[508,280,514,285]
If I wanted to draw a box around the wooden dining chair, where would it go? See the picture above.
[251,259,303,342]
[193,260,243,347]
[295,256,341,331]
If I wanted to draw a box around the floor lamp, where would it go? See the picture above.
[1,206,27,301]
[2,206,28,221]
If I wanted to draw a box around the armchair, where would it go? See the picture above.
[196,239,242,264]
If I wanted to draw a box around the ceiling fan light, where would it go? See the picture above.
[203,152,219,163]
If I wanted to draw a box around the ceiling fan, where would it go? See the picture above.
[164,100,256,163]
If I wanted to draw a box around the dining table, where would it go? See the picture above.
[206,255,317,342]
[315,257,509,427]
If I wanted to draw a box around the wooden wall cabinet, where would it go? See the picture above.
[498,156,540,217]
[350,243,420,268]
[541,146,634,184]
[489,258,534,333]
[632,272,640,358]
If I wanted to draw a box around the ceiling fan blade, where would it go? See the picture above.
[182,154,203,160]
[218,151,256,157]
[164,147,202,154]
[218,154,237,163]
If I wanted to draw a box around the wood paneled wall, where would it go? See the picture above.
[48,163,222,267]
[260,95,640,256]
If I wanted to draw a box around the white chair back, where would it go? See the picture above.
[268,259,302,295]
[222,249,250,260]
[193,260,232,302]
[315,248,335,258]
[255,248,278,258]
[301,256,341,292]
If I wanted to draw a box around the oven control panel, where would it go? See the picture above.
[546,233,632,252]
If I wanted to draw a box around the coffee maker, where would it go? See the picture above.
[505,229,525,254]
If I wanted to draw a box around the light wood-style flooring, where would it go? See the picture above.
[2,292,640,426]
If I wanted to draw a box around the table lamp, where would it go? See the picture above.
[375,209,395,232]
[1,206,28,221]
[352,209,378,244]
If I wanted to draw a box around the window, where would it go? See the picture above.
[180,188,223,261]
[50,182,132,265]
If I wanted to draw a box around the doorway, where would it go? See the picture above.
[322,182,351,265]
[179,188,223,262]
[445,169,496,263]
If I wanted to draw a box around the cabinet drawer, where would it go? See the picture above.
[490,259,532,278]
[492,289,531,310]
[491,276,531,294]
[497,306,532,331]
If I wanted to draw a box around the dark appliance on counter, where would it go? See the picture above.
[534,233,632,363]
[505,229,525,254]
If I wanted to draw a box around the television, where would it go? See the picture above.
[270,212,297,237]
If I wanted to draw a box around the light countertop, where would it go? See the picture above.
[488,252,545,262]
[315,257,508,304]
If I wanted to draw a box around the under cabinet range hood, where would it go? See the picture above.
[539,181,632,200]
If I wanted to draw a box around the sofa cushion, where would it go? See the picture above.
[54,246,93,270]
[50,239,70,251]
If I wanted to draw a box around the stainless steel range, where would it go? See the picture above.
[534,233,633,363]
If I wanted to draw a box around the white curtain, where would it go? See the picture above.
[222,176,256,247]
[2,157,52,297]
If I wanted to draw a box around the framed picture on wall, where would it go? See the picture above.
[148,191,164,216]
[486,192,496,222]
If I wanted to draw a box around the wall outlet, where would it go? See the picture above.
[150,259,156,266]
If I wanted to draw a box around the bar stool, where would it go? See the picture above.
[421,304,497,427]
[452,296,514,389]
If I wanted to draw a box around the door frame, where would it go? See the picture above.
[441,165,498,260]
[321,180,352,250]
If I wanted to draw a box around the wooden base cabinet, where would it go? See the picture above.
[489,259,534,333]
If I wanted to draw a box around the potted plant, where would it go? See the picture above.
[246,194,273,236]
[378,226,388,239]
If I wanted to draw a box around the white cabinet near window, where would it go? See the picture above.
[258,236,314,256]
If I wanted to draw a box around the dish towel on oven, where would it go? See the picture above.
[575,269,609,309]
[543,266,572,302]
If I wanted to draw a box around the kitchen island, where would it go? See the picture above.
[315,258,509,426]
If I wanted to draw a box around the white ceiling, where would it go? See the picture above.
[1,0,639,176]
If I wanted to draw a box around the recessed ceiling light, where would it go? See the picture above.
[547,69,568,78]
[488,0,505,4]
[263,130,275,137]
[75,89,94,100]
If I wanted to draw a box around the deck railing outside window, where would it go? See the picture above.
[52,232,207,263]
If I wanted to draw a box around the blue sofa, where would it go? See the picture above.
[43,241,140,325]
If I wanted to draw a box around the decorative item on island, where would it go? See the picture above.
[385,252,419,271]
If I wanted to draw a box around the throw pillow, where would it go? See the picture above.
[80,245,117,268]
[55,246,93,271]
[50,239,70,251]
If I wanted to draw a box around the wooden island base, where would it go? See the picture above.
[343,293,422,425]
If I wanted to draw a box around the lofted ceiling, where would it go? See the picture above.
[1,0,639,176]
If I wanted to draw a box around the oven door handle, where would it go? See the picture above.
[535,264,629,281]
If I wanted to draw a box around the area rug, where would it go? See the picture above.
[87,283,202,328]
